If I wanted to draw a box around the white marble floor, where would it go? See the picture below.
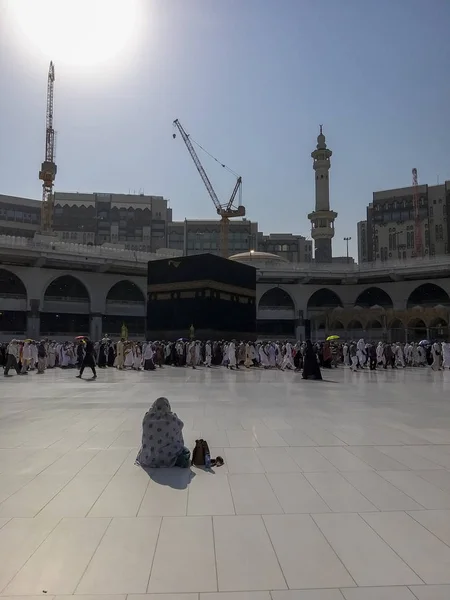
[1,366,450,600]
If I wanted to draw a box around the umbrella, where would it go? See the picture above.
[24,339,33,343]
[419,340,430,346]
[326,335,340,341]
[75,335,87,340]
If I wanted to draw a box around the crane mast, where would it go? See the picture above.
[38,61,57,233]
[412,168,422,256]
[173,118,245,258]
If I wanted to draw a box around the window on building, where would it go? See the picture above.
[430,206,434,216]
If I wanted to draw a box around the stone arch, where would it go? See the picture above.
[329,320,344,330]
[355,287,393,308]
[348,319,363,330]
[388,318,405,342]
[259,287,295,310]
[106,280,145,304]
[307,288,343,309]
[0,268,27,298]
[367,319,383,329]
[388,317,405,329]
[407,318,427,341]
[429,317,449,340]
[407,283,450,308]
[44,275,90,302]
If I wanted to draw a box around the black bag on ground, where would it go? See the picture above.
[191,439,224,467]
[192,439,210,466]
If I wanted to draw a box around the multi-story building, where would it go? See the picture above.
[167,219,258,257]
[358,180,450,263]
[52,192,172,252]
[0,194,41,237]
[256,233,312,263]
[357,221,368,263]
[0,193,324,264]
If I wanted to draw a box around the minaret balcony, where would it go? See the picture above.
[310,225,335,240]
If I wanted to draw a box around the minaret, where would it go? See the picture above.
[308,126,337,263]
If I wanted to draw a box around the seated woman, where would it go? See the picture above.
[136,397,190,468]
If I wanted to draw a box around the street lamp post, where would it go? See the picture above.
[344,237,351,264]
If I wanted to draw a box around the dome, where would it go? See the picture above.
[229,251,288,264]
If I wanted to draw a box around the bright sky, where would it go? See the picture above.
[1,0,449,258]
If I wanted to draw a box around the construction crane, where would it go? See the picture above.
[172,118,244,258]
[38,61,57,233]
[412,167,423,257]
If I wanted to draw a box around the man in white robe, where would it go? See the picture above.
[431,341,442,371]
[281,341,295,370]
[227,340,237,369]
[205,341,212,367]
[442,341,450,370]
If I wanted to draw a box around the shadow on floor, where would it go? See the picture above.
[142,467,196,489]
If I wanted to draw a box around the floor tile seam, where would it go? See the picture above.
[224,431,261,448]
[343,445,409,471]
[0,517,10,531]
[145,516,163,593]
[407,449,450,470]
[210,516,219,592]
[0,515,63,595]
[373,471,437,509]
[85,446,132,514]
[357,511,426,584]
[249,473,283,513]
[269,591,344,599]
[259,515,289,590]
[406,510,450,550]
[135,470,152,517]
[337,469,424,511]
[303,471,379,512]
[374,446,445,470]
[300,513,359,588]
[407,585,425,599]
[414,468,450,494]
[33,450,107,518]
[0,472,39,504]
[286,448,336,473]
[264,471,334,514]
[0,448,41,473]
[72,516,114,595]
[6,442,76,481]
[223,474,237,516]
[314,448,377,472]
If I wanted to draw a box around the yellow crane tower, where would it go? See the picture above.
[38,61,57,233]
[173,118,244,258]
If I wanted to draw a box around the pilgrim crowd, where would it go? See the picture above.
[1,337,449,380]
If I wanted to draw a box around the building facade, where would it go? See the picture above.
[256,233,312,263]
[0,194,41,238]
[167,219,259,257]
[358,180,450,263]
[2,237,450,343]
[357,221,368,263]
[52,192,172,252]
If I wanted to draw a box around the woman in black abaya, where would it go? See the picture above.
[302,340,322,380]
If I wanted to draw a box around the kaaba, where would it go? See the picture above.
[147,253,256,340]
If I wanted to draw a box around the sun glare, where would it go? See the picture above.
[7,0,140,66]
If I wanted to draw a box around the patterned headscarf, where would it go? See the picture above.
[148,397,171,417]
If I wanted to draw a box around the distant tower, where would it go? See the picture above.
[308,126,337,263]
